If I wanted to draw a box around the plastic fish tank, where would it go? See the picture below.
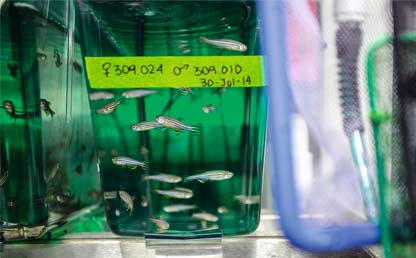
[75,0,266,236]
[0,1,103,241]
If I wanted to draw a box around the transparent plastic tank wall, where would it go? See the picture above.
[1,1,101,241]
[75,0,266,236]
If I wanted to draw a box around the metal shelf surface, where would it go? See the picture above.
[2,210,382,258]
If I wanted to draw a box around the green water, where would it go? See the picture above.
[1,1,101,237]
[76,0,266,236]
[1,2,47,227]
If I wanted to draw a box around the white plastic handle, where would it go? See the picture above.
[335,0,366,23]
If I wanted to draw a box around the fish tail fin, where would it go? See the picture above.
[141,175,148,181]
[142,161,149,170]
[200,36,208,43]
[153,189,162,196]
[50,110,56,118]
[190,124,202,136]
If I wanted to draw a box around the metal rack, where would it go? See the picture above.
[3,210,381,258]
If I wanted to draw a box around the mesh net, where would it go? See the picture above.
[286,0,391,225]
[368,26,416,258]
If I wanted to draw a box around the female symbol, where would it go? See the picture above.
[102,62,112,77]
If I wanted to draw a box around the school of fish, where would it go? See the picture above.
[0,37,258,234]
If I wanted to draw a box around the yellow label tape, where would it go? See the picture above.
[85,56,264,89]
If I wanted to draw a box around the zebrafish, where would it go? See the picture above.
[156,115,200,135]
[37,52,47,61]
[104,191,118,200]
[88,149,96,169]
[55,194,72,204]
[217,206,229,214]
[163,204,197,213]
[192,212,218,222]
[131,121,164,131]
[182,48,191,54]
[76,145,87,156]
[184,170,233,183]
[196,224,219,232]
[3,100,15,115]
[216,87,227,94]
[112,156,147,169]
[119,190,134,215]
[96,99,125,114]
[177,88,193,95]
[75,163,82,175]
[200,37,247,52]
[140,146,149,156]
[141,196,148,207]
[46,163,60,183]
[7,63,17,78]
[155,187,193,199]
[143,173,182,183]
[0,171,9,187]
[40,99,55,117]
[88,189,102,202]
[11,2,39,11]
[73,61,83,73]
[122,89,157,99]
[53,49,62,67]
[234,195,260,205]
[150,218,170,231]
[164,225,219,234]
[89,91,114,101]
[202,104,216,114]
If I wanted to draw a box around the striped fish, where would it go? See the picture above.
[202,104,216,114]
[0,171,8,187]
[122,89,157,99]
[40,99,55,117]
[155,187,193,199]
[163,204,197,213]
[184,170,233,183]
[103,191,118,200]
[143,173,182,183]
[217,206,229,214]
[89,91,114,101]
[112,156,147,170]
[234,195,260,205]
[200,37,247,52]
[150,218,170,231]
[96,99,125,114]
[177,88,193,95]
[131,121,164,132]
[119,191,134,215]
[46,163,60,183]
[156,116,200,135]
[192,212,219,222]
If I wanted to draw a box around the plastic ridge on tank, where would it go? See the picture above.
[257,0,379,252]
